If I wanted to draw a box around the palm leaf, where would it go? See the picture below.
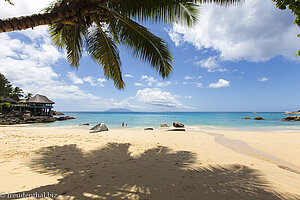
[86,22,124,89]
[108,0,199,26]
[108,0,240,25]
[98,7,173,79]
[49,24,84,68]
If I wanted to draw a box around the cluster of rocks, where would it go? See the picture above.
[281,116,300,121]
[242,116,265,120]
[143,121,186,131]
[284,110,300,115]
[51,110,65,115]
[0,110,75,125]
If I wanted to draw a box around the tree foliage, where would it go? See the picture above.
[1,0,240,89]
[0,73,24,101]
[273,0,300,55]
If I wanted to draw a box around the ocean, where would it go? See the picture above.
[34,112,300,131]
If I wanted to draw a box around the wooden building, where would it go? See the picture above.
[16,94,55,116]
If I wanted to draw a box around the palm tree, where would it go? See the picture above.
[24,92,33,100]
[10,86,24,101]
[0,0,239,89]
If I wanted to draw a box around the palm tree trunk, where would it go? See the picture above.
[0,11,78,33]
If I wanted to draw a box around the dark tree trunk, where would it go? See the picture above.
[0,13,61,33]
[0,10,79,33]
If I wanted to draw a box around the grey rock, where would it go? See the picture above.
[173,121,184,127]
[90,123,109,133]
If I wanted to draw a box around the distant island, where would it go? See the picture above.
[104,108,133,112]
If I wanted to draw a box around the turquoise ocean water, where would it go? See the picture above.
[34,112,300,131]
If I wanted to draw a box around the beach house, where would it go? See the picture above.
[16,94,55,116]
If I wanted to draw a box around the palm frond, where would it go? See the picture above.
[86,22,124,89]
[49,24,84,68]
[101,7,173,79]
[108,0,240,25]
[108,0,200,26]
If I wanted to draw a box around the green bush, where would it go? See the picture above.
[0,102,12,113]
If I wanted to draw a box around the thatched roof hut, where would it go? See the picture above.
[27,94,55,104]
[0,97,17,104]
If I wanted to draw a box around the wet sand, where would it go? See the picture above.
[0,127,300,199]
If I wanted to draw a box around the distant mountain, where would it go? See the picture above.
[104,108,133,112]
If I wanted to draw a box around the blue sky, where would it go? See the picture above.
[0,0,300,112]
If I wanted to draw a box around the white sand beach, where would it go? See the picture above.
[0,127,300,199]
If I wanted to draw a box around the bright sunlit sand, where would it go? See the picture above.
[0,127,300,199]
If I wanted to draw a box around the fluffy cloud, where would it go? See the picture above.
[135,75,173,87]
[67,72,106,87]
[168,0,300,62]
[134,82,144,87]
[124,74,133,78]
[135,88,190,109]
[141,75,157,86]
[68,72,84,84]
[208,79,230,88]
[0,0,53,18]
[0,29,106,102]
[258,77,269,82]
[156,81,172,87]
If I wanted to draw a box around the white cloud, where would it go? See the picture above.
[208,79,230,88]
[185,76,193,80]
[184,96,193,99]
[258,77,269,82]
[0,0,53,19]
[195,56,219,69]
[168,0,300,62]
[184,75,202,80]
[67,72,106,87]
[156,81,172,87]
[0,29,106,102]
[135,88,190,109]
[166,28,184,47]
[141,75,157,86]
[68,72,84,84]
[195,83,203,88]
[134,82,144,86]
[125,74,133,78]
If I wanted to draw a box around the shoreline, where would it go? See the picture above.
[0,126,300,199]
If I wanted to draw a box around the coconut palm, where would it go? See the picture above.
[24,92,33,100]
[0,0,239,89]
[10,86,24,101]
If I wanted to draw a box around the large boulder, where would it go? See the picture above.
[173,121,184,127]
[242,117,251,119]
[90,123,109,133]
[254,116,265,120]
[281,115,300,121]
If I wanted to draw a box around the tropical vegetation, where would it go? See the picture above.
[0,73,25,101]
[272,0,300,55]
[0,0,239,89]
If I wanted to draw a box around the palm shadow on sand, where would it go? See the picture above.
[9,143,299,200]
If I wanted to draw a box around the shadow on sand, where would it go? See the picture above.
[8,143,299,200]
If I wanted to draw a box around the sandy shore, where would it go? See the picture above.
[0,126,300,199]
